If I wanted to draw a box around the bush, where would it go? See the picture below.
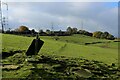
[93,31,115,40]
[78,30,93,36]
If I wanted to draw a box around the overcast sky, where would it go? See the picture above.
[1,2,118,36]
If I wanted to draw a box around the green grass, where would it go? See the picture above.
[41,34,109,45]
[56,42,118,63]
[1,34,119,79]
[2,34,34,50]
[1,34,118,65]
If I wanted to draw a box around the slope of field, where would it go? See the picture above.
[2,34,118,65]
[1,34,119,79]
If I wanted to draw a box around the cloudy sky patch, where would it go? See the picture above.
[1,2,118,36]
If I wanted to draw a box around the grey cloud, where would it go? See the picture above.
[7,2,118,36]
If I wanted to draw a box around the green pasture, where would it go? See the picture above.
[1,34,119,65]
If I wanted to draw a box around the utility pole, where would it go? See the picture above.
[81,20,83,30]
[0,0,3,33]
[0,0,8,33]
[2,17,6,29]
[3,2,8,29]
[51,22,54,31]
[51,22,54,35]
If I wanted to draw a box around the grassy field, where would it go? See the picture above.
[1,34,118,65]
[1,33,120,79]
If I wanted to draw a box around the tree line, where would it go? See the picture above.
[66,26,115,40]
[4,25,115,40]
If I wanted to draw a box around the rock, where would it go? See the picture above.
[72,68,93,78]
[2,64,20,70]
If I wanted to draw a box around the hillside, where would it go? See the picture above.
[2,34,118,65]
[1,34,120,79]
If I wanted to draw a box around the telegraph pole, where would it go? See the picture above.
[0,0,3,33]
[81,20,83,30]
[2,17,5,28]
[0,0,8,33]
[3,2,8,29]
[51,22,54,32]
[51,22,54,35]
